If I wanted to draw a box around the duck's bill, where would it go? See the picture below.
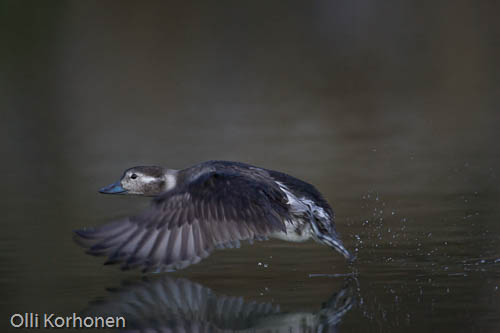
[99,181,127,194]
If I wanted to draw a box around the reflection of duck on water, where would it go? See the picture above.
[83,276,356,332]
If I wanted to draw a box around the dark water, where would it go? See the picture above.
[2,1,500,332]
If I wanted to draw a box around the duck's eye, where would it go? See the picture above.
[130,173,138,180]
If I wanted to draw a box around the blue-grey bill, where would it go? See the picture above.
[99,181,127,194]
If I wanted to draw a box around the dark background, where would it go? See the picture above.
[1,1,499,332]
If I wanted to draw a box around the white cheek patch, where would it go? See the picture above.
[141,176,158,184]
[165,174,177,190]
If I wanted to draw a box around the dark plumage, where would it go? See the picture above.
[74,161,353,272]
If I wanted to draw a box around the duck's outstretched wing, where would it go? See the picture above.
[75,170,290,272]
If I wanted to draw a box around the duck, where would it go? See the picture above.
[74,160,353,272]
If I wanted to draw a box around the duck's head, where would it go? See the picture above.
[99,166,178,196]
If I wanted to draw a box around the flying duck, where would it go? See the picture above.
[75,160,353,272]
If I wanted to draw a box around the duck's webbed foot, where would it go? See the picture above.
[307,205,354,261]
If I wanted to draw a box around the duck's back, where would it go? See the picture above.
[186,160,334,217]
